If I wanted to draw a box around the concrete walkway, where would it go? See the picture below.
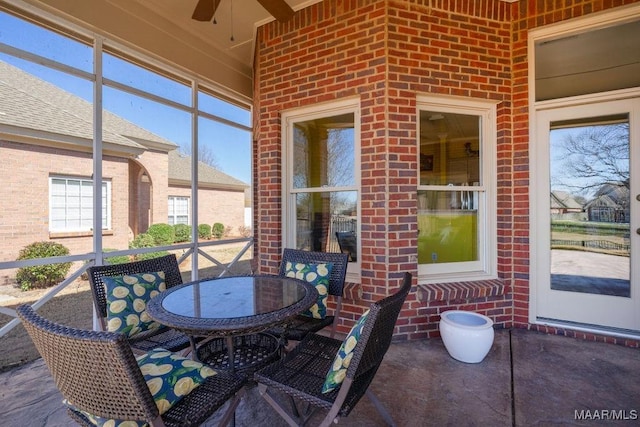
[1,329,638,426]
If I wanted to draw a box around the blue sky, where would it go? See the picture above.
[0,11,252,184]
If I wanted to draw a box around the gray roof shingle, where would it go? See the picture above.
[0,60,174,150]
[168,150,247,189]
[0,60,247,188]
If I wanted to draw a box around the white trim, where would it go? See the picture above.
[536,318,640,341]
[528,2,640,111]
[529,2,640,41]
[168,195,190,225]
[49,176,112,232]
[416,94,498,283]
[528,4,640,326]
[281,97,361,277]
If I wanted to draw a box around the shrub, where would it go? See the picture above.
[224,226,233,237]
[129,233,155,249]
[135,250,170,261]
[104,248,131,265]
[16,241,72,291]
[198,224,212,239]
[212,222,225,239]
[238,225,252,238]
[146,223,175,246]
[173,224,192,243]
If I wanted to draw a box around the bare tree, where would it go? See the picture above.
[180,144,220,169]
[553,123,629,196]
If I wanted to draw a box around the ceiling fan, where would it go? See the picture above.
[192,0,295,23]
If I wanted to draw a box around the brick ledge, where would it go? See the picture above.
[417,279,505,303]
[343,282,362,301]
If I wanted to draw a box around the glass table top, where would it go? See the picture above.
[160,275,310,319]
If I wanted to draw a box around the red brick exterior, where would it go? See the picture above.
[254,0,640,346]
[0,139,245,285]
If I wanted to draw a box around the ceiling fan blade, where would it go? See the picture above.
[191,0,221,22]
[257,0,295,22]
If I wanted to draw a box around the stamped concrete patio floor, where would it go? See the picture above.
[1,328,638,426]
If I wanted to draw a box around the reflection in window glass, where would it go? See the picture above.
[287,110,358,260]
[293,113,355,189]
[295,191,357,255]
[549,117,630,297]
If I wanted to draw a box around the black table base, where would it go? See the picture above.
[196,333,281,377]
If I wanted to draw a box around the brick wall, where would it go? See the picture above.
[0,140,130,283]
[255,0,638,343]
[255,0,514,339]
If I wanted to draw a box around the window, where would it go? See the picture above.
[282,99,359,266]
[168,196,189,225]
[417,96,497,282]
[50,177,111,232]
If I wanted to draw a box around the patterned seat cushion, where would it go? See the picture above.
[104,271,166,338]
[321,309,370,394]
[284,262,333,319]
[65,348,217,426]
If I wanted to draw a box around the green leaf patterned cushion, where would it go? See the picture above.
[104,271,166,338]
[65,348,217,426]
[321,309,370,394]
[284,261,333,319]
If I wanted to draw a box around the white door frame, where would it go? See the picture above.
[531,96,640,336]
[528,5,640,338]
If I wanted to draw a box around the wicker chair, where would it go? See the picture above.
[86,254,192,353]
[17,304,246,427]
[254,272,412,427]
[335,231,357,262]
[269,248,349,342]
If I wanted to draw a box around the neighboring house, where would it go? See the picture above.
[167,150,248,231]
[585,183,630,223]
[550,191,585,221]
[0,60,247,283]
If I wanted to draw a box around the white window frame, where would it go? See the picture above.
[417,95,498,283]
[281,97,361,278]
[168,196,190,225]
[49,176,111,232]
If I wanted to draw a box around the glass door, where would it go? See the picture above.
[534,98,640,333]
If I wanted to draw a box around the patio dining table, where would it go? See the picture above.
[146,274,318,375]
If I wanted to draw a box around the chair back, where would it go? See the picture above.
[87,254,183,327]
[17,305,159,423]
[335,231,357,262]
[278,248,348,297]
[340,272,412,414]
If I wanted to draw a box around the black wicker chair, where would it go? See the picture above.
[270,248,349,342]
[254,272,412,427]
[17,305,246,427]
[86,254,192,353]
[335,231,357,262]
